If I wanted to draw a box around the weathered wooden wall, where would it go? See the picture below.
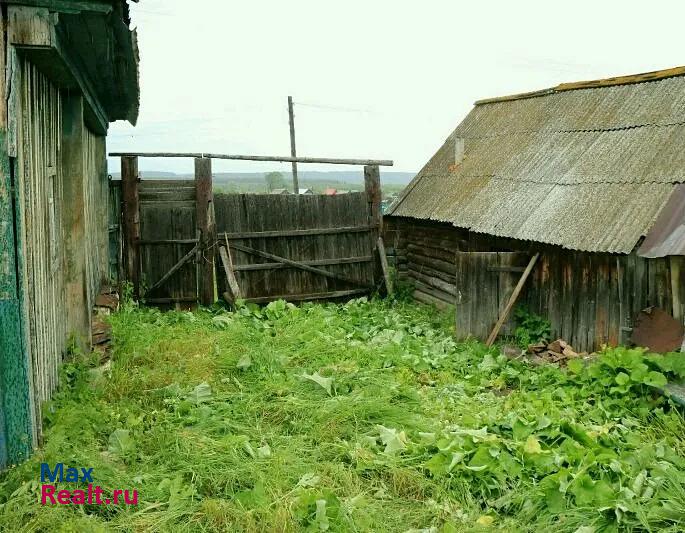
[16,61,65,439]
[386,216,679,352]
[214,193,376,303]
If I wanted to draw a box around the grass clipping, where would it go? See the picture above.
[1,297,685,532]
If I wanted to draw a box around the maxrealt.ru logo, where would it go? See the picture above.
[40,463,138,506]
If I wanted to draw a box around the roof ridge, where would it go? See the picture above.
[475,66,685,106]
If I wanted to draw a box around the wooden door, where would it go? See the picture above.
[455,252,530,341]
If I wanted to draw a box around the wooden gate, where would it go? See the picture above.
[215,192,378,303]
[115,154,387,307]
[137,180,199,305]
[455,252,531,340]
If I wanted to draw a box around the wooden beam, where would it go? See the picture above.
[121,156,140,298]
[671,256,682,323]
[364,165,381,230]
[244,289,368,304]
[3,1,112,14]
[232,255,372,272]
[138,238,199,245]
[145,242,200,294]
[377,237,394,296]
[485,253,540,347]
[195,157,216,305]
[221,225,374,240]
[229,242,368,287]
[108,151,394,167]
[219,245,242,301]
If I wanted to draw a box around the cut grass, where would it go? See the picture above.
[0,297,684,532]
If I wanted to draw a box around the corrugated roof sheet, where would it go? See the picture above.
[388,70,685,253]
[638,184,685,258]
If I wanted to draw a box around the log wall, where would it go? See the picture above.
[385,216,680,352]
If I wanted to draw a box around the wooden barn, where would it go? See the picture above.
[386,67,685,352]
[0,1,139,466]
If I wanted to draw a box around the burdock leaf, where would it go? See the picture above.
[237,354,252,370]
[108,429,135,455]
[298,372,333,395]
[187,382,212,405]
[376,425,407,454]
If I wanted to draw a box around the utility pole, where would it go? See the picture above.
[287,96,299,194]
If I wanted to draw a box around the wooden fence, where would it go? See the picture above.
[112,153,390,306]
[215,192,377,303]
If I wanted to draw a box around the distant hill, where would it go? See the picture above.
[109,170,415,185]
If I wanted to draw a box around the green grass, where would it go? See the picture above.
[1,296,685,532]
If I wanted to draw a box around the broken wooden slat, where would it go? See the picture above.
[219,245,242,301]
[232,255,373,271]
[485,253,540,347]
[221,225,374,239]
[229,242,367,287]
[244,289,368,304]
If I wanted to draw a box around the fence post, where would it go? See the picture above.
[364,164,382,287]
[195,157,216,305]
[121,156,140,298]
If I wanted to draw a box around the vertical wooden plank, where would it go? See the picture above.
[195,156,215,305]
[121,155,139,297]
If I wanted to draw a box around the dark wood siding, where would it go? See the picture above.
[386,216,679,352]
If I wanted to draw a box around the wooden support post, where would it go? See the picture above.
[121,156,140,298]
[288,96,299,194]
[671,256,682,323]
[364,165,382,286]
[485,253,540,347]
[195,157,216,305]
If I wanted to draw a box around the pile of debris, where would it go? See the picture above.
[526,338,588,366]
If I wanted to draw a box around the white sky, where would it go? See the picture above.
[107,0,685,175]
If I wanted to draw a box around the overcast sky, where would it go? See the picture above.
[107,0,685,175]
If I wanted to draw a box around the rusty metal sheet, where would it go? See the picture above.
[631,307,684,352]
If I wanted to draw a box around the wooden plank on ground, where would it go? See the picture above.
[219,245,242,301]
[377,237,394,296]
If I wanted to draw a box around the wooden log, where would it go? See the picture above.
[408,269,456,296]
[413,290,451,310]
[195,157,215,305]
[412,279,455,305]
[229,242,367,287]
[121,156,140,297]
[407,252,456,276]
[407,242,457,264]
[377,237,394,296]
[109,151,394,167]
[486,253,540,347]
[219,245,242,301]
